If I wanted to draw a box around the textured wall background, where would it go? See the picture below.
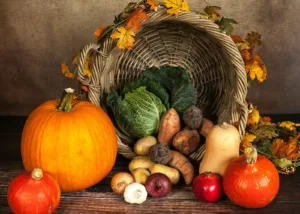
[1,0,299,115]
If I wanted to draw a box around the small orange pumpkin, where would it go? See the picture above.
[21,88,118,192]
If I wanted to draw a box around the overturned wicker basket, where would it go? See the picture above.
[76,7,248,162]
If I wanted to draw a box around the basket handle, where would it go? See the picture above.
[77,43,101,84]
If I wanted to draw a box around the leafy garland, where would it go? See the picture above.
[61,0,300,174]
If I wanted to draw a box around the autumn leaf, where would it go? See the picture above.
[147,0,159,11]
[114,2,138,24]
[61,63,74,78]
[256,138,273,158]
[110,27,135,50]
[94,26,107,39]
[245,54,267,82]
[278,121,300,131]
[125,7,148,32]
[217,17,238,35]
[83,53,94,77]
[250,125,278,140]
[202,6,221,22]
[163,0,190,16]
[76,76,88,93]
[247,105,260,126]
[272,138,300,160]
[260,116,272,124]
[242,49,251,61]
[241,132,257,150]
[245,31,262,48]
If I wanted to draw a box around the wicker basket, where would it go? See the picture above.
[76,7,248,161]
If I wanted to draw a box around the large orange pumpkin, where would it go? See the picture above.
[21,88,118,192]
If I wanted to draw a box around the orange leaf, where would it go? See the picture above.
[242,49,251,61]
[272,138,300,160]
[110,27,135,50]
[231,35,244,43]
[94,26,107,39]
[125,7,148,32]
[163,0,190,15]
[147,0,159,11]
[61,63,74,78]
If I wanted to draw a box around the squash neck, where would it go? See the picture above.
[31,168,43,180]
[220,122,230,129]
[57,88,75,112]
[244,146,258,164]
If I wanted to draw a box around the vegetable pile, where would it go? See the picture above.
[107,65,217,203]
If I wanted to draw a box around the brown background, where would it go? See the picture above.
[1,0,299,115]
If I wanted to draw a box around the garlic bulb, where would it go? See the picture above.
[123,182,147,204]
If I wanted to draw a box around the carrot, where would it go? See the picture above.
[168,150,195,185]
[172,129,201,156]
[157,108,181,145]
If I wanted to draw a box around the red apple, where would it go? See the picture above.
[192,172,223,203]
[145,173,172,198]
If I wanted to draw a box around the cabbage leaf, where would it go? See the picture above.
[107,86,166,139]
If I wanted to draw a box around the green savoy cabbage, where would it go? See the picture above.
[106,86,166,139]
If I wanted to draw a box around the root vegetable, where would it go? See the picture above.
[132,168,150,184]
[134,136,157,155]
[148,143,171,164]
[199,118,214,137]
[157,108,181,145]
[168,150,195,185]
[128,156,154,173]
[110,172,134,195]
[123,182,147,204]
[149,164,180,185]
[172,129,200,155]
[183,106,203,129]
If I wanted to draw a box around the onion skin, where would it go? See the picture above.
[110,172,134,195]
[223,148,280,208]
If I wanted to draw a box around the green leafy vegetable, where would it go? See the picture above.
[122,76,170,108]
[107,86,166,139]
[123,66,197,114]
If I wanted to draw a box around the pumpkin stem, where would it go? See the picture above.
[31,168,43,180]
[244,146,258,164]
[57,88,75,112]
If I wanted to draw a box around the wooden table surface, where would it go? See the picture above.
[1,116,300,213]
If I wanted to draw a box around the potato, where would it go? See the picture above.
[132,168,150,184]
[128,156,154,173]
[149,164,180,185]
[134,136,157,155]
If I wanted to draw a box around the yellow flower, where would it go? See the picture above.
[245,54,267,82]
[278,121,300,131]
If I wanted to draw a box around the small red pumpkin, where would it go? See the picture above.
[223,146,280,208]
[7,168,61,214]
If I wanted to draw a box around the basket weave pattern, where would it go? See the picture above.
[77,8,248,161]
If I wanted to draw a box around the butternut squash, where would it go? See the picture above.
[199,122,240,176]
